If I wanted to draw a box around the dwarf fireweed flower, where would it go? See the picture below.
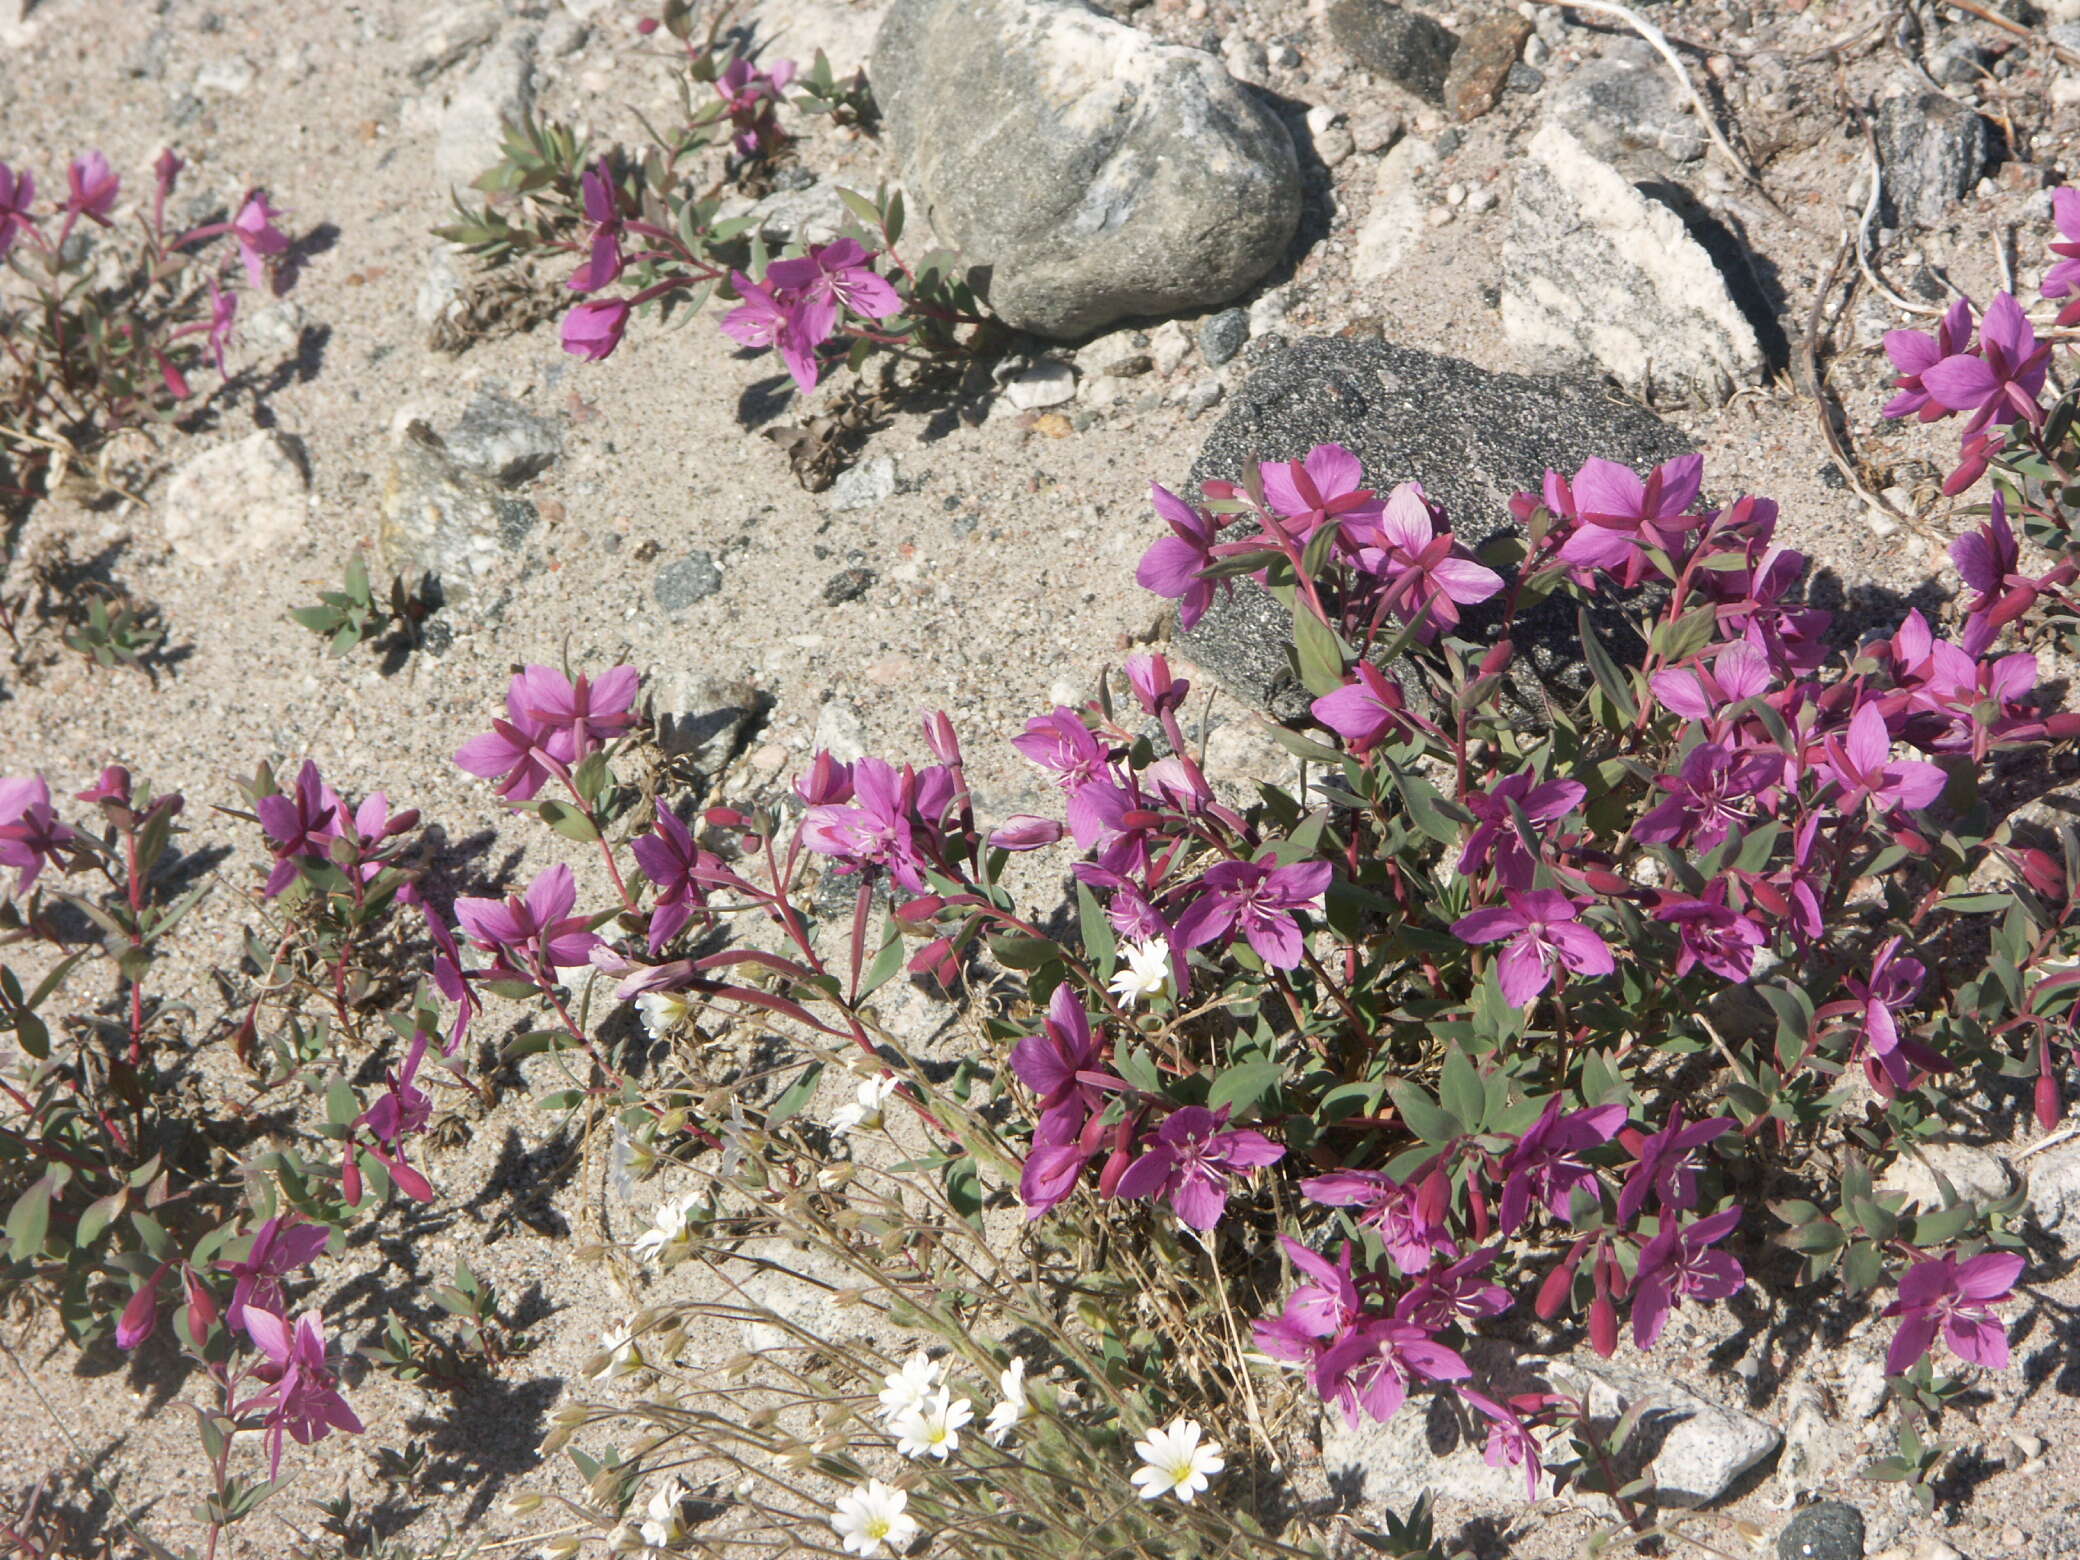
[0,163,37,258]
[1315,1314,1471,1426]
[766,238,903,335]
[1312,661,1411,755]
[568,161,624,294]
[1455,772,1585,890]
[1136,482,1223,630]
[1655,888,1768,984]
[1920,292,2050,435]
[242,1307,363,1474]
[1452,890,1614,1007]
[800,754,950,892]
[1115,1104,1284,1230]
[1131,1418,1224,1502]
[1843,936,1949,1092]
[1355,480,1502,635]
[715,56,795,156]
[721,269,823,392]
[630,805,712,954]
[563,296,631,360]
[1498,1099,1627,1233]
[1555,453,1704,574]
[230,191,289,290]
[1460,1388,1551,1499]
[218,1217,330,1335]
[0,775,76,896]
[1817,702,1947,816]
[64,151,118,224]
[1260,442,1384,543]
[1173,856,1332,970]
[1883,1251,2025,1374]
[452,862,602,977]
[1616,1109,1732,1223]
[1631,1207,1745,1347]
[1302,1168,1456,1274]
[1883,297,1975,421]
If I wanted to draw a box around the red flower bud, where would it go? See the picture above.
[1588,1294,1619,1358]
[1097,1144,1134,1198]
[1479,640,1514,679]
[896,895,945,924]
[2037,1036,2063,1132]
[705,807,748,828]
[183,1267,219,1341]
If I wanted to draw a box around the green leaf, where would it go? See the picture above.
[1207,1058,1280,1118]
[858,914,905,1001]
[1077,881,1118,979]
[1291,604,1349,698]
[1115,1045,1162,1096]
[5,1176,53,1261]
[537,799,600,842]
[989,934,1061,972]
[767,1060,826,1128]
[1387,1079,1459,1144]
[1577,606,1639,724]
[1266,725,1347,764]
[1438,1045,1484,1131]
[884,188,905,246]
[835,185,883,229]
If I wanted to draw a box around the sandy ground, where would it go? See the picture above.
[3,0,2080,1555]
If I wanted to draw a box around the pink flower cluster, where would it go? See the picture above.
[719,239,903,393]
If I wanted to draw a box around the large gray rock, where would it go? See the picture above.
[1502,122,1764,405]
[434,25,536,189]
[871,0,1300,338]
[1876,84,1990,229]
[376,421,537,607]
[441,390,562,486]
[1546,38,1706,163]
[1173,335,1693,721]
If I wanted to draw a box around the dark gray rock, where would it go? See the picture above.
[871,0,1300,338]
[654,551,723,613]
[654,675,767,770]
[1174,335,1692,721]
[1198,307,1249,367]
[376,421,536,609]
[442,390,562,486]
[1327,0,1458,103]
[823,567,877,604]
[1777,1501,1865,1560]
[1545,38,1705,163]
[1930,35,1995,87]
[1876,84,1990,229]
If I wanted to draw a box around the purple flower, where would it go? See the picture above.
[230,191,289,290]
[1818,703,1948,816]
[1314,1315,1471,1428]
[1311,661,1410,755]
[243,1307,364,1473]
[801,755,938,892]
[1395,1249,1511,1329]
[1254,1237,1364,1367]
[255,760,346,897]
[1011,707,1111,792]
[515,664,639,763]
[1631,1207,1745,1348]
[65,152,118,224]
[0,775,76,897]
[1649,641,1772,724]
[795,751,854,806]
[1631,742,1778,852]
[765,238,903,334]
[1556,454,1704,572]
[204,276,236,374]
[1882,1251,2025,1373]
[217,1217,330,1336]
[453,862,602,976]
[1655,889,1768,983]
[1124,652,1189,717]
[1173,857,1332,971]
[1301,1169,1456,1274]
[720,269,823,392]
[1882,297,1975,420]
[1452,890,1613,1008]
[1115,1105,1284,1230]
[1460,1389,1548,1499]
[1921,292,2050,434]
[1009,984,1103,1123]
[567,162,624,293]
[1616,1109,1732,1223]
[424,902,480,1054]
[1356,481,1502,635]
[1136,482,1222,631]
[1259,443,1384,544]
[714,56,795,156]
[988,814,1064,851]
[2043,187,2080,300]
[562,297,631,360]
[1456,772,1585,890]
[1497,1098,1627,1233]
[630,806,711,954]
[1019,1105,1102,1220]
[0,163,37,258]
[1846,936,1950,1091]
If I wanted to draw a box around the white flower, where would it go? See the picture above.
[983,1356,1028,1445]
[830,1479,918,1557]
[1131,1418,1224,1503]
[1108,939,1174,1006]
[876,1351,944,1422]
[590,1323,644,1381]
[636,989,690,1041]
[831,1075,901,1136]
[632,1192,701,1264]
[893,1388,973,1461]
[638,1478,687,1550]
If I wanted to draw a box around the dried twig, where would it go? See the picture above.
[1938,0,2080,68]
[1804,235,1921,531]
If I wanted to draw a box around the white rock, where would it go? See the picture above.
[2024,1135,2080,1233]
[434,28,537,190]
[1003,361,1077,409]
[1247,292,1287,337]
[1149,320,1192,376]
[1305,103,1345,136]
[812,701,866,764]
[1501,123,1763,404]
[1544,1356,1780,1506]
[1772,1384,1851,1507]
[828,455,898,511]
[409,0,502,80]
[417,246,465,327]
[194,55,255,95]
[1877,1143,2016,1209]
[241,300,304,360]
[1352,138,1438,284]
[159,432,311,568]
